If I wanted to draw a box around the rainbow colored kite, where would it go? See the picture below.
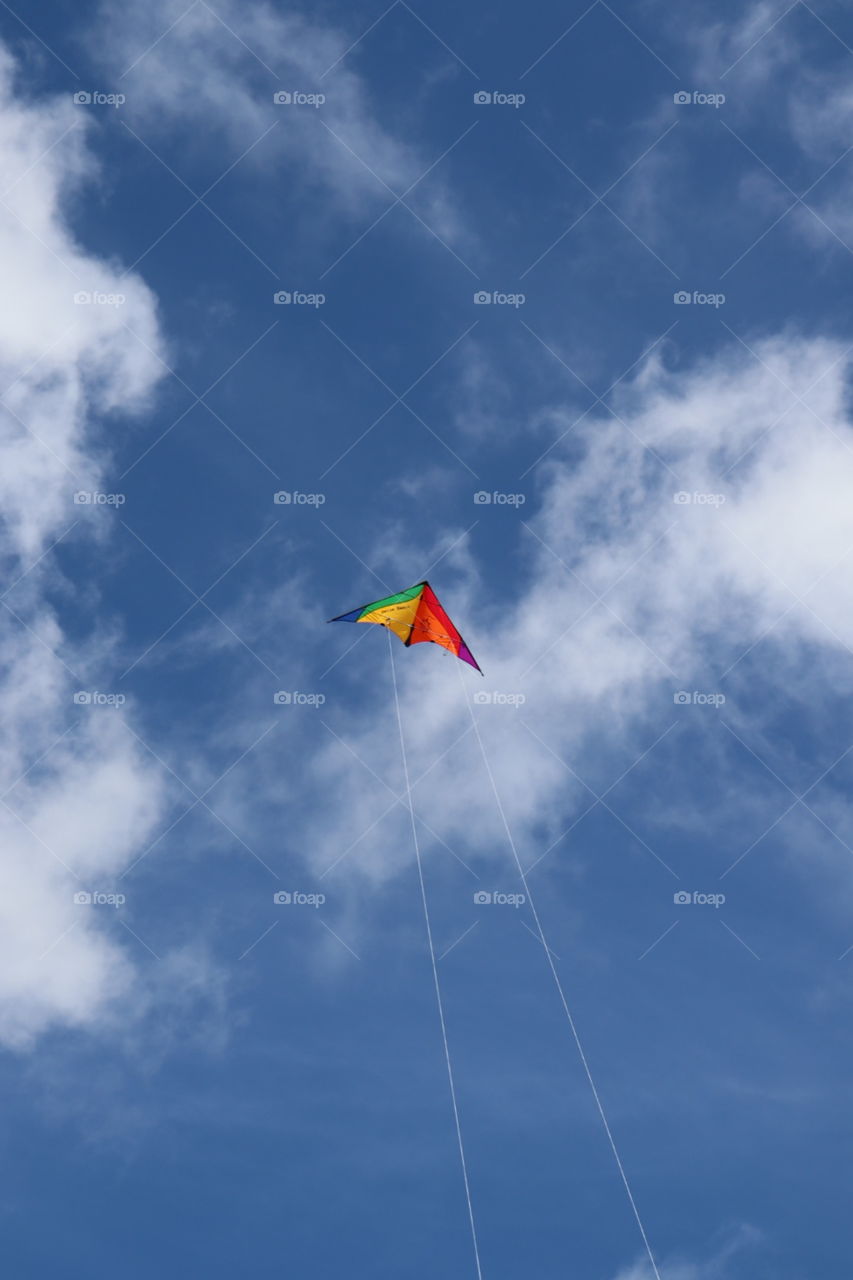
[329,581,482,673]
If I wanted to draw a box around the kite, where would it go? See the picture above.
[329,581,482,673]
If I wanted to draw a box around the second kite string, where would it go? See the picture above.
[454,656,664,1280]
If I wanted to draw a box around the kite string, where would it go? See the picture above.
[456,662,663,1280]
[388,630,484,1280]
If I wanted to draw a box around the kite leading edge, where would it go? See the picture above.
[329,581,482,674]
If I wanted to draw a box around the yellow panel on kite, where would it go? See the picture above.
[359,595,421,644]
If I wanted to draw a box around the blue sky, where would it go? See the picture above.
[1,0,853,1276]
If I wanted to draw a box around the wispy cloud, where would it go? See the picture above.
[98,0,466,240]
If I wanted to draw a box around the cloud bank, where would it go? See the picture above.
[278,328,853,893]
[0,45,171,1047]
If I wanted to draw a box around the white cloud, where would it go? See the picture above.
[255,329,853,905]
[0,45,188,1047]
[0,51,162,559]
